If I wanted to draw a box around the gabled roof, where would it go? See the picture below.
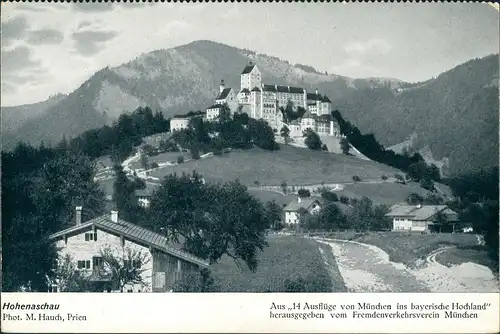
[315,114,333,122]
[322,95,332,103]
[301,110,315,119]
[307,93,323,101]
[240,88,250,94]
[49,214,209,268]
[134,183,158,197]
[241,63,256,74]
[284,197,321,212]
[385,205,458,222]
[216,88,232,100]
[251,87,261,92]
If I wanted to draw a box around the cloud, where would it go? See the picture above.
[1,16,29,48]
[72,3,116,13]
[71,30,119,56]
[1,46,40,75]
[344,38,392,55]
[26,29,65,45]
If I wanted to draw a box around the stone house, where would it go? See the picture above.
[48,207,209,292]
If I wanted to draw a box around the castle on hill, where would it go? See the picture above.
[205,62,342,138]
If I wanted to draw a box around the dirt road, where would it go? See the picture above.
[313,237,499,293]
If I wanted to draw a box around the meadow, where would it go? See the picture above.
[210,235,347,292]
[149,145,400,186]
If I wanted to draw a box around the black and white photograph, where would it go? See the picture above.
[1,2,499,297]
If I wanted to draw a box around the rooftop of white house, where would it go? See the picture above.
[49,213,209,267]
[385,205,459,221]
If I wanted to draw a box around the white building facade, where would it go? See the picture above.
[205,62,343,138]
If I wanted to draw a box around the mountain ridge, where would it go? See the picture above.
[2,40,498,176]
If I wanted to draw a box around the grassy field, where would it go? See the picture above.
[149,145,400,186]
[248,189,296,207]
[335,182,430,205]
[129,151,191,170]
[435,245,498,272]
[321,231,479,267]
[210,235,347,292]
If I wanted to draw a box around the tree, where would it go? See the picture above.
[394,173,406,184]
[99,247,151,292]
[303,129,322,150]
[264,201,284,230]
[352,175,361,183]
[248,119,279,151]
[298,189,311,197]
[340,137,350,155]
[54,254,93,292]
[177,156,184,164]
[420,178,435,191]
[406,193,424,205]
[148,172,270,271]
[140,151,149,169]
[318,203,347,230]
[280,181,288,194]
[173,268,220,292]
[280,125,291,145]
[321,191,339,203]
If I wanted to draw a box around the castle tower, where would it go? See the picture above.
[220,79,225,93]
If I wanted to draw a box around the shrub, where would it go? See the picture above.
[339,196,349,205]
[321,191,339,202]
[420,178,435,191]
[150,162,159,169]
[177,156,184,164]
[381,175,388,181]
[352,175,362,183]
[298,189,311,198]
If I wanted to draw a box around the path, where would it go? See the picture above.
[312,237,499,293]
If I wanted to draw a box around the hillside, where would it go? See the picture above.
[2,40,400,150]
[1,94,66,134]
[331,55,499,176]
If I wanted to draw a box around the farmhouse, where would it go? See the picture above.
[49,207,209,293]
[385,204,459,232]
[135,188,153,208]
[170,117,190,132]
[284,197,322,226]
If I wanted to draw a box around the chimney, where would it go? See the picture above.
[315,88,319,95]
[111,210,118,223]
[298,197,302,204]
[75,206,82,226]
[220,79,225,93]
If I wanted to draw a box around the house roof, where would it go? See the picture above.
[134,183,158,197]
[385,205,458,221]
[240,88,250,94]
[207,104,224,110]
[301,110,315,119]
[262,84,277,92]
[315,114,333,122]
[284,197,321,212]
[241,63,256,74]
[216,88,232,100]
[49,214,209,268]
[322,95,332,103]
[307,93,322,101]
[251,87,261,92]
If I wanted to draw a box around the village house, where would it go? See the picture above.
[48,207,209,293]
[385,204,459,233]
[284,196,322,226]
[170,117,190,132]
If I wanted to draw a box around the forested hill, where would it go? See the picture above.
[2,40,400,151]
[331,54,499,176]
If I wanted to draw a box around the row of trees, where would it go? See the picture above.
[60,107,170,164]
[299,191,391,232]
[332,110,441,182]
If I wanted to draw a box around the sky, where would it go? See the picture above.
[1,2,498,107]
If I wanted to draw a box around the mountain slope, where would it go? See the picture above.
[2,40,400,150]
[331,55,499,176]
[1,94,66,133]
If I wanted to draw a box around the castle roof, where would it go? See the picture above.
[322,95,332,103]
[262,84,276,92]
[241,63,256,74]
[307,93,323,101]
[207,104,224,110]
[240,88,250,94]
[302,111,315,119]
[315,114,334,123]
[251,87,261,92]
[216,88,232,100]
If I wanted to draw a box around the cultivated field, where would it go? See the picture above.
[210,235,347,292]
[149,146,400,186]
